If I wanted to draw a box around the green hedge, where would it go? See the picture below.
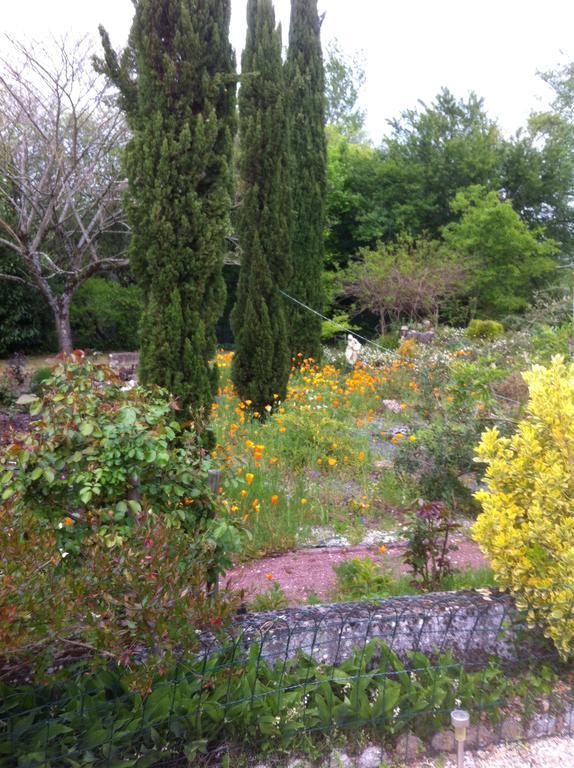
[70,278,143,351]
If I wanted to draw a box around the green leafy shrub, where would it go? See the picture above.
[0,354,242,665]
[321,311,360,342]
[70,277,143,351]
[466,319,504,341]
[473,356,574,659]
[0,252,57,355]
[29,366,53,395]
[334,557,391,600]
[1,355,225,549]
[376,331,400,350]
[531,324,572,361]
[394,419,481,511]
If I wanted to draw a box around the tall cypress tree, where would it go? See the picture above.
[97,0,236,418]
[231,0,291,410]
[285,0,327,361]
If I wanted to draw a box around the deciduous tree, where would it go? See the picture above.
[324,39,366,141]
[0,37,129,353]
[443,186,558,316]
[342,235,466,332]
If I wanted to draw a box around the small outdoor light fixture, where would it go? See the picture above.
[451,708,470,768]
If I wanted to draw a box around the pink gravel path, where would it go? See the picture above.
[224,537,488,605]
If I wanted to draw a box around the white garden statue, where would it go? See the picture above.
[345,334,362,366]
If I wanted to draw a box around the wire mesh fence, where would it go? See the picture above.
[1,591,574,767]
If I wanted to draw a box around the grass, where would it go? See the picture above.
[384,567,496,597]
[333,562,496,602]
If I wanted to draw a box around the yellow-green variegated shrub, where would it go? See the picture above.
[473,356,574,658]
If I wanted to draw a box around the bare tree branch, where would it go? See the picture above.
[0,35,130,352]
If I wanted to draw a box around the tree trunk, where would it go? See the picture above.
[55,296,73,354]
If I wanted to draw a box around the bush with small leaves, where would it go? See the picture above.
[466,319,504,341]
[473,356,574,658]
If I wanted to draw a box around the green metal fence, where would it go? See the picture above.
[1,591,573,767]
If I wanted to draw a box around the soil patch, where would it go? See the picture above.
[226,536,488,605]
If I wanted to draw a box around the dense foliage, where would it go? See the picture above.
[0,356,241,664]
[97,0,236,417]
[70,278,142,351]
[442,186,558,316]
[0,250,56,355]
[285,0,327,360]
[0,638,531,765]
[231,0,291,410]
[473,357,574,658]
[378,89,502,239]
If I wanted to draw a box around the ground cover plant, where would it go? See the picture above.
[0,637,561,766]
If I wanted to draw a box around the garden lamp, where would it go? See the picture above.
[451,708,470,768]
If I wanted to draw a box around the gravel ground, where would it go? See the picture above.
[412,736,574,768]
[226,537,488,604]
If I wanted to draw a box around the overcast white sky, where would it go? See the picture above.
[3,0,574,142]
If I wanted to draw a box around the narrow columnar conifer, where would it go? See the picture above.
[97,0,236,418]
[285,0,327,361]
[231,0,291,410]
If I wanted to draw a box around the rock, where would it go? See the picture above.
[360,530,399,547]
[330,750,352,768]
[466,723,496,748]
[381,399,403,414]
[560,704,574,731]
[286,760,311,768]
[303,527,350,548]
[500,716,524,741]
[395,732,425,760]
[526,713,558,739]
[357,745,385,768]
[430,729,455,753]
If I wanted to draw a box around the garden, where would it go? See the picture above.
[2,0,574,765]
[3,310,574,765]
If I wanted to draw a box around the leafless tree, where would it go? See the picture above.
[0,36,129,352]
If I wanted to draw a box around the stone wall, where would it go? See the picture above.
[221,590,552,667]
